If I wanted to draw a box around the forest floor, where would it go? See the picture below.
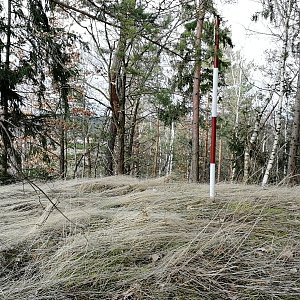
[0,176,299,300]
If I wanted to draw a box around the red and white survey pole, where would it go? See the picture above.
[210,16,220,199]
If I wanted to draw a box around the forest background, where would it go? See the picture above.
[1,0,300,186]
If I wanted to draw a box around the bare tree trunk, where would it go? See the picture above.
[217,137,223,183]
[167,122,175,176]
[243,105,267,184]
[106,31,124,176]
[287,55,300,184]
[201,96,210,181]
[72,138,78,179]
[107,31,127,176]
[283,111,288,177]
[262,112,282,186]
[105,118,117,176]
[217,105,225,183]
[5,0,11,69]
[106,0,137,175]
[262,0,293,186]
[126,98,140,174]
[243,108,265,183]
[94,141,100,177]
[59,126,66,178]
[116,124,125,174]
[134,124,141,176]
[243,144,250,183]
[153,116,160,177]
[87,136,92,177]
[116,72,126,175]
[59,90,71,179]
[191,3,205,182]
[1,0,12,180]
[82,135,86,178]
[59,98,69,179]
[243,89,278,183]
[231,65,242,183]
[262,30,289,185]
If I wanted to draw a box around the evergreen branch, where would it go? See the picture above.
[0,119,85,231]
[50,0,185,59]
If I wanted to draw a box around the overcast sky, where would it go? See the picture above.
[215,0,273,63]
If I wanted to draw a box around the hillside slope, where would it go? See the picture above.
[0,176,299,299]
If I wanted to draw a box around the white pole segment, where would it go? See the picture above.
[212,68,219,117]
[210,163,216,198]
[210,16,220,199]
[210,67,219,199]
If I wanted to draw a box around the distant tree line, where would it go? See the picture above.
[0,0,299,186]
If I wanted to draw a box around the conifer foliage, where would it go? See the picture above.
[0,0,299,185]
[0,0,78,182]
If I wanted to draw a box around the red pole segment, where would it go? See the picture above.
[210,16,220,199]
[210,117,217,163]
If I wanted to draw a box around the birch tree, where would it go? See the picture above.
[287,49,300,184]
[261,0,295,186]
[230,52,243,182]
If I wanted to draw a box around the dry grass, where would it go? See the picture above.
[0,176,299,299]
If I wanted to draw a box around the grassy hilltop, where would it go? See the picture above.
[0,176,299,299]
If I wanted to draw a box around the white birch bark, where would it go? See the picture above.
[262,0,292,186]
[287,53,300,183]
[243,88,278,183]
[167,121,175,175]
[153,116,160,177]
[230,56,242,183]
[262,86,284,186]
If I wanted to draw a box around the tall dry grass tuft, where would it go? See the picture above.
[0,176,299,299]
